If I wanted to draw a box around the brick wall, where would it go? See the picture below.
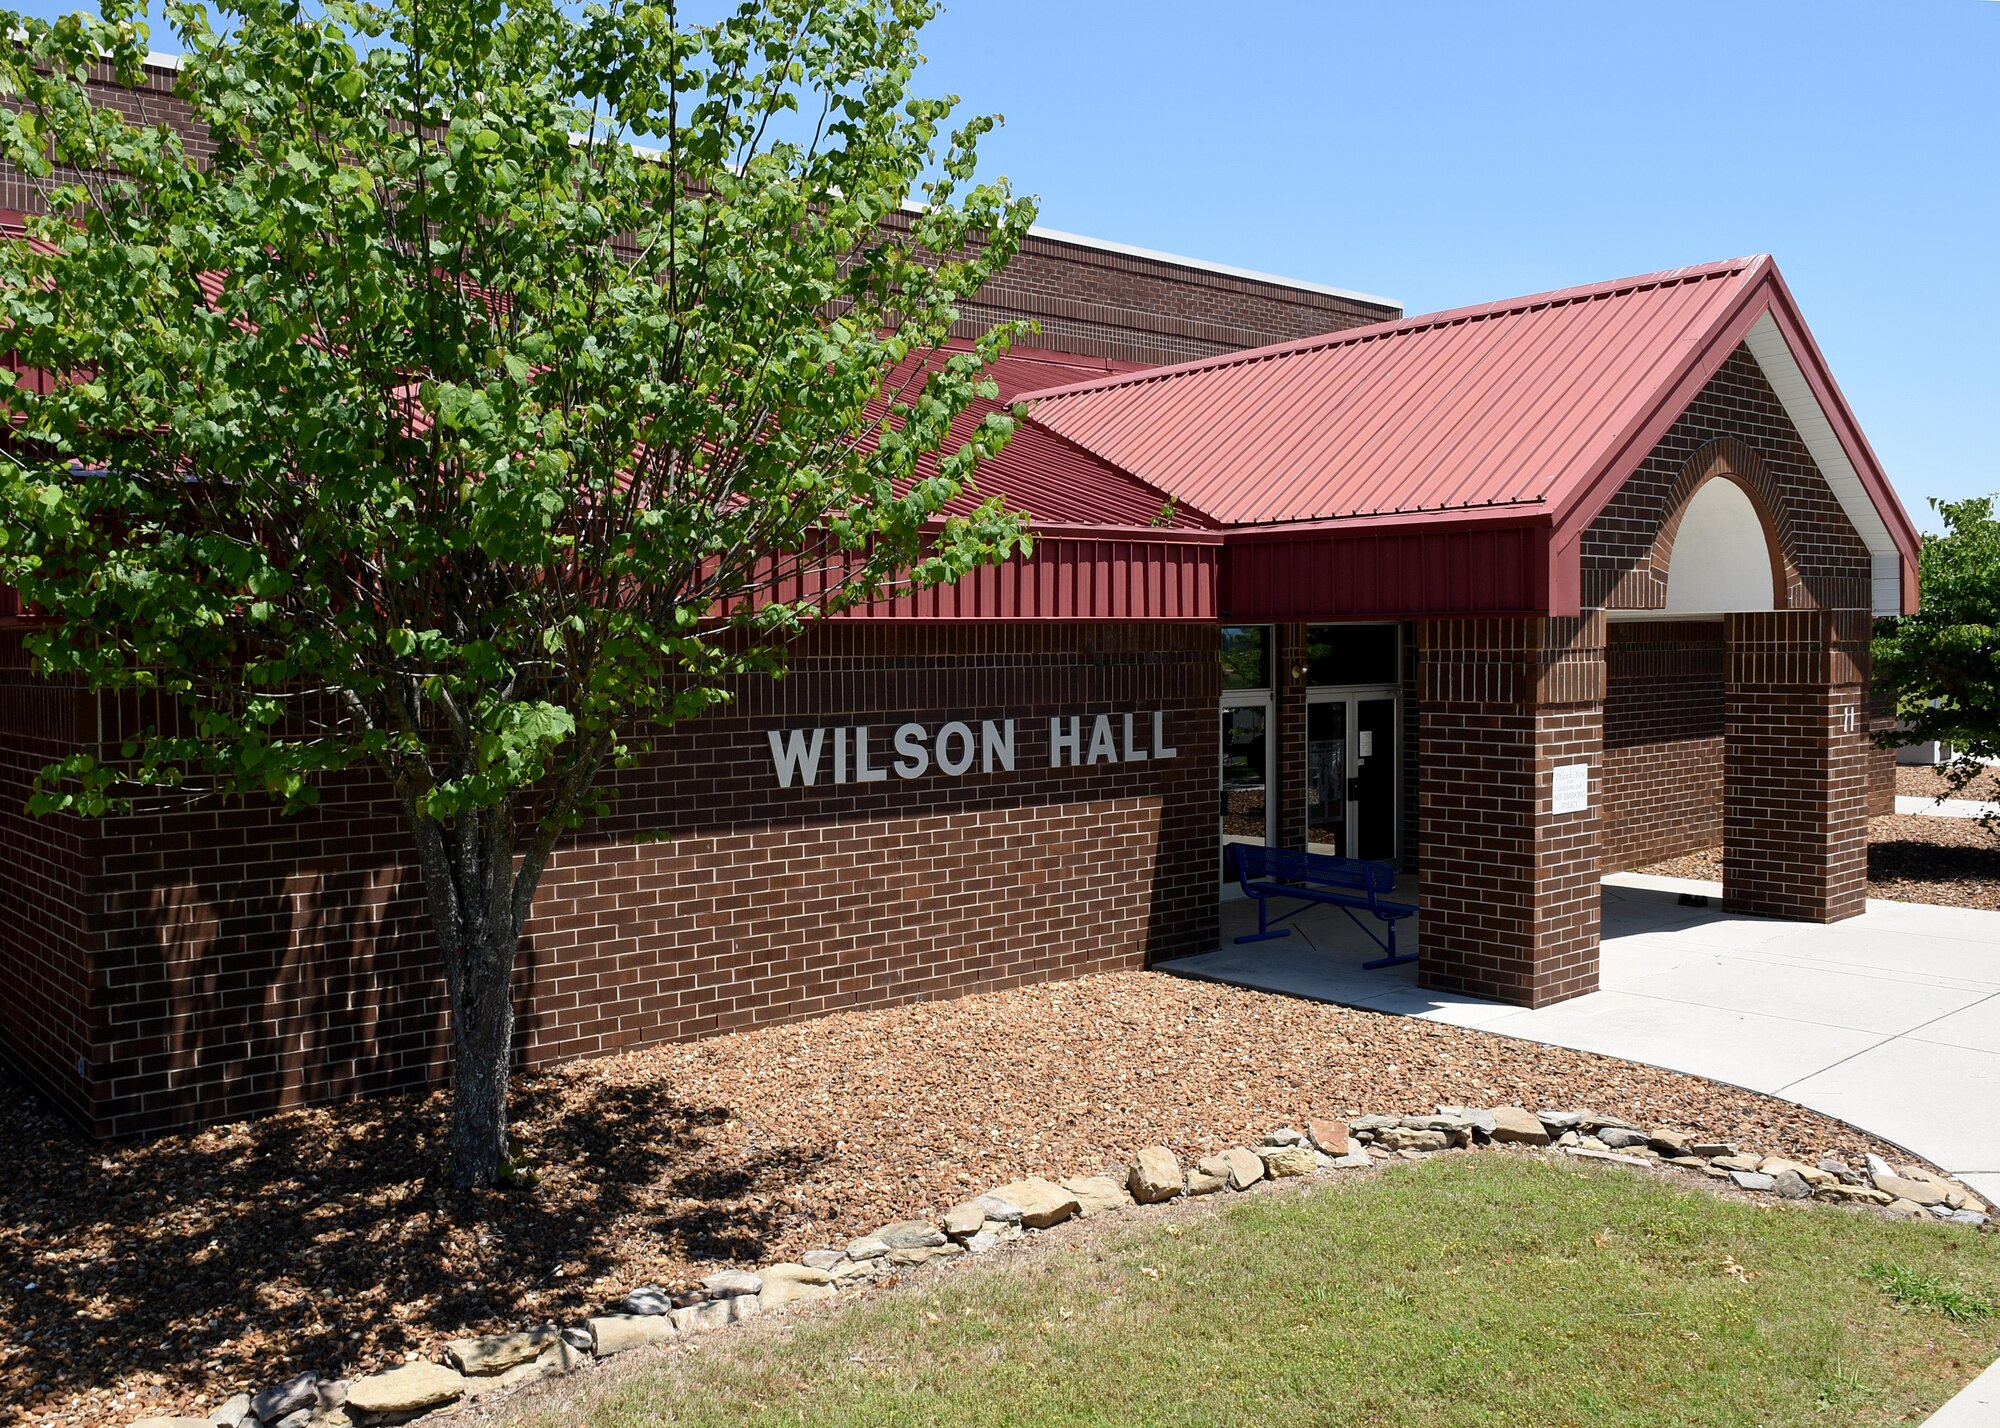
[0,639,99,1126]
[55,622,1218,1137]
[1415,615,1604,1008]
[1601,621,1726,869]
[1722,610,1871,922]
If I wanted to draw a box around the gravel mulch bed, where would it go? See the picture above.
[1897,763,2000,803]
[0,971,1926,1428]
[1640,813,2000,910]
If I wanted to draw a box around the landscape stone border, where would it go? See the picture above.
[133,1107,1993,1428]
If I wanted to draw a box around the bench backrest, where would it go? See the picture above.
[1231,842,1395,898]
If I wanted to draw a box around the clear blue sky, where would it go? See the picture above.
[909,1,1995,531]
[18,0,1996,528]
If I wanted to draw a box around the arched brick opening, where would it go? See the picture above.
[1608,438,1807,613]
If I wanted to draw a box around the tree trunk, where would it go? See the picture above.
[405,802,545,1188]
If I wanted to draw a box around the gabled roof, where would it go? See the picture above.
[1019,256,1920,614]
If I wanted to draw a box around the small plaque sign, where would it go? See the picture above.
[1551,762,1590,815]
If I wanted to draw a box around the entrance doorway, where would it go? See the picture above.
[1221,693,1273,883]
[1305,689,1398,861]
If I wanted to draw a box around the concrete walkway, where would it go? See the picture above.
[1163,873,2000,1210]
[1896,794,2000,820]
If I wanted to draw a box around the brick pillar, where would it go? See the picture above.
[1273,623,1308,850]
[1723,610,1869,921]
[1416,615,1605,1008]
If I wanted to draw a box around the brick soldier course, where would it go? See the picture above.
[0,63,1923,1137]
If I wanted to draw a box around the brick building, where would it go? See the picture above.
[0,60,1919,1138]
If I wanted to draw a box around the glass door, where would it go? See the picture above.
[1220,695,1272,885]
[1305,697,1346,854]
[1303,688,1399,864]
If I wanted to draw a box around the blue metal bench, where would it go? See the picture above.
[1230,843,1417,969]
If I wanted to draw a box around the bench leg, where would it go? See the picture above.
[1361,921,1418,970]
[1233,894,1293,944]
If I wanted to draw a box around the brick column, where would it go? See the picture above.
[1416,615,1605,1008]
[1723,610,1869,921]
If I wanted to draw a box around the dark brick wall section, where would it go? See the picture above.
[0,638,101,1127]
[1602,621,1726,870]
[59,622,1218,1137]
[1583,346,1872,614]
[1722,611,1871,922]
[1415,615,1605,1009]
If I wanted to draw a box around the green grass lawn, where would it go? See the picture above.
[516,1154,2000,1428]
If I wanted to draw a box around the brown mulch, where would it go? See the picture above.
[1897,763,2000,803]
[0,972,1926,1428]
[1642,813,2000,910]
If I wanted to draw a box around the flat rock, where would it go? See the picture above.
[1436,1106,1498,1137]
[1771,1170,1813,1200]
[1729,1171,1776,1192]
[1690,1141,1737,1159]
[589,1313,676,1356]
[537,1341,591,1376]
[252,1375,319,1425]
[1374,1127,1449,1152]
[889,1242,966,1266]
[1488,1107,1550,1145]
[1186,1165,1228,1195]
[211,1394,253,1428]
[561,1327,593,1351]
[345,1363,466,1417]
[1579,1112,1640,1132]
[445,1325,559,1376]
[1305,1119,1349,1154]
[1712,1153,1764,1173]
[671,1300,733,1334]
[801,1249,846,1271]
[1536,1111,1583,1133]
[1873,1172,1948,1207]
[1866,1152,1896,1180]
[1258,1144,1316,1178]
[1757,1156,1832,1185]
[942,1201,988,1237]
[1561,1147,1651,1167]
[832,1255,889,1279]
[1350,1114,1399,1133]
[1647,1129,1692,1157]
[1264,1127,1307,1147]
[1128,1146,1184,1204]
[872,1219,947,1251]
[974,1193,1025,1224]
[1060,1175,1133,1217]
[620,1286,672,1316]
[1597,1126,1651,1151]
[845,1236,889,1260]
[703,1269,763,1298]
[729,1293,764,1322]
[1885,1197,1926,1217]
[758,1263,837,1310]
[1215,1147,1266,1190]
[989,1177,1082,1229]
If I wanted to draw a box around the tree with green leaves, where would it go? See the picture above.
[1874,496,2000,805]
[0,0,1036,1185]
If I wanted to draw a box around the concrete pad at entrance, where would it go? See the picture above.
[1167,873,2000,1193]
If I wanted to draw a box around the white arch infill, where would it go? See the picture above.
[1662,478,1778,615]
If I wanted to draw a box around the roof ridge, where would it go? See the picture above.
[1017,257,1767,407]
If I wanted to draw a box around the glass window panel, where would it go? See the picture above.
[1220,626,1271,691]
[1220,704,1269,878]
[1305,623,1398,687]
[1305,700,1346,856]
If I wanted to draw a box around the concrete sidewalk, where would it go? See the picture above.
[1163,874,2000,1209]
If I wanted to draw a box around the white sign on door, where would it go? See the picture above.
[1551,762,1590,815]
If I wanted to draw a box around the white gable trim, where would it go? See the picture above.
[1740,311,1902,616]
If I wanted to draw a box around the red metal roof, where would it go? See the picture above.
[875,342,1207,529]
[1019,259,1768,528]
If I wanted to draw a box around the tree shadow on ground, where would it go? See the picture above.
[0,1064,827,1423]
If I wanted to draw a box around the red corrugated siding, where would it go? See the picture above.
[1221,521,1549,621]
[843,528,1220,622]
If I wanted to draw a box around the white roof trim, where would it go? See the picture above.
[1024,224,1398,310]
[1740,310,1902,618]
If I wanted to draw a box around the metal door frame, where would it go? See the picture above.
[1305,684,1400,864]
[1219,688,1275,896]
